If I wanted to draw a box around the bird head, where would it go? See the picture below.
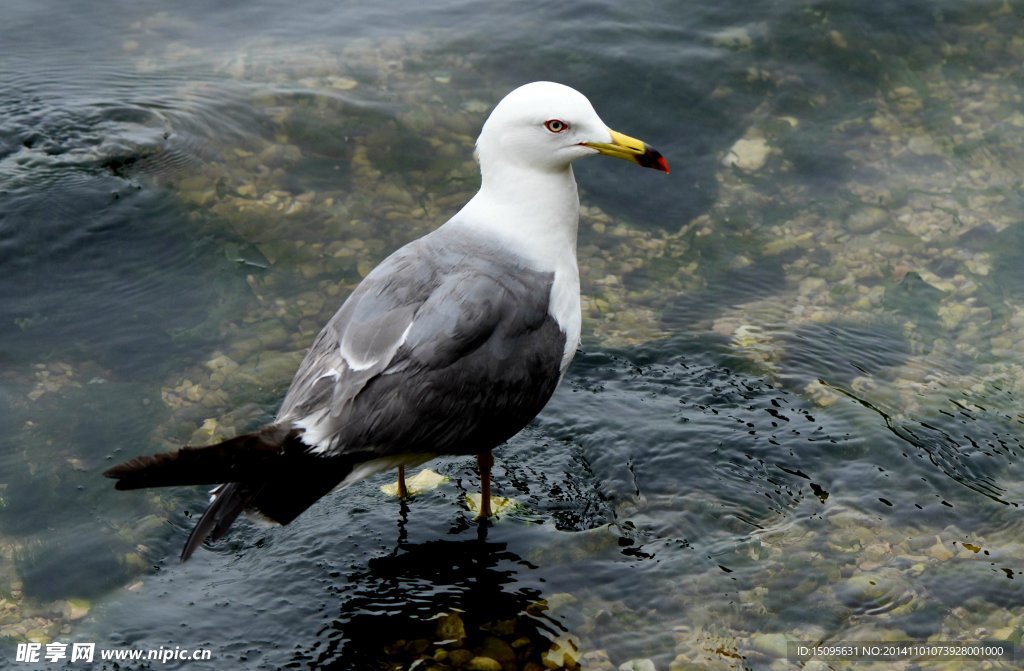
[475,81,669,175]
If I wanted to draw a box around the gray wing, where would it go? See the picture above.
[276,238,439,429]
[276,230,564,457]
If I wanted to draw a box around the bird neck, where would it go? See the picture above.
[453,163,580,271]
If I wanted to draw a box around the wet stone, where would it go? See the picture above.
[845,206,889,233]
[448,649,474,666]
[908,134,942,156]
[478,636,515,663]
[668,656,707,671]
[466,656,502,671]
[722,135,770,172]
[436,612,466,644]
[712,26,753,51]
[749,633,792,659]
[576,650,614,671]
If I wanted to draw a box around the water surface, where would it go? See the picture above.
[2,0,1024,669]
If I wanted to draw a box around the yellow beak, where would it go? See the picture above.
[584,129,669,173]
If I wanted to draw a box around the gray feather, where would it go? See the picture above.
[276,226,566,457]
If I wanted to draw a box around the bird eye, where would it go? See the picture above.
[544,119,569,133]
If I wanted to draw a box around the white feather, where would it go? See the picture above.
[315,368,340,382]
[294,409,332,454]
[338,453,435,489]
[338,351,377,372]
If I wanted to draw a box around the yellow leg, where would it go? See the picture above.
[476,452,493,518]
[397,465,408,500]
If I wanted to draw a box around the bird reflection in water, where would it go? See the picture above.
[291,514,581,670]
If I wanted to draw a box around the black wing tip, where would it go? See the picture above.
[180,513,211,563]
[103,458,152,489]
[180,537,201,562]
[104,453,179,489]
[103,462,135,479]
[179,482,253,562]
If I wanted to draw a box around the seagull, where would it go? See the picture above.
[105,81,668,561]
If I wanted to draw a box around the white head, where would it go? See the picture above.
[474,81,669,177]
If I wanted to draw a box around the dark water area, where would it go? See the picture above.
[3,0,1024,669]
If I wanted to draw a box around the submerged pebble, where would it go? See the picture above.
[722,135,770,172]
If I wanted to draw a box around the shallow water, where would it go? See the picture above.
[2,0,1024,669]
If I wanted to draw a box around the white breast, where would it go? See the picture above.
[446,161,583,374]
[549,263,581,374]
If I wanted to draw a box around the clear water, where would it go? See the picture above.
[2,0,1024,669]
